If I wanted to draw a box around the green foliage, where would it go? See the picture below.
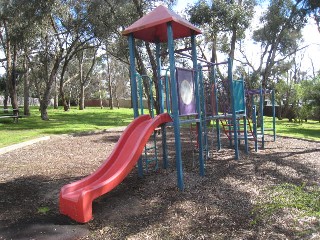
[253,0,306,48]
[188,0,255,56]
[37,206,50,214]
[300,76,320,120]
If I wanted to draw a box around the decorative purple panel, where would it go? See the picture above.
[176,68,197,116]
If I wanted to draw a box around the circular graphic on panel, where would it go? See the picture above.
[180,79,193,105]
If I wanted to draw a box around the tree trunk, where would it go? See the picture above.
[53,78,58,109]
[277,104,283,120]
[229,26,237,60]
[40,99,49,120]
[39,49,62,120]
[3,87,9,113]
[79,84,85,110]
[78,53,85,110]
[10,45,19,114]
[23,54,30,116]
[60,87,69,111]
[99,80,103,109]
[59,62,70,111]
[6,41,19,114]
[106,53,113,110]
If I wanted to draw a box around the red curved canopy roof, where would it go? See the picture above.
[122,5,201,43]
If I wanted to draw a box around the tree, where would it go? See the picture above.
[77,46,98,110]
[299,0,320,33]
[0,0,54,115]
[302,75,320,121]
[57,0,95,112]
[188,0,255,64]
[240,0,307,90]
[87,0,177,114]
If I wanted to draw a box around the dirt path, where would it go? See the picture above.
[0,128,319,239]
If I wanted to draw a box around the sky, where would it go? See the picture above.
[174,0,320,76]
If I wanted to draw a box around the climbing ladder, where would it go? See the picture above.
[219,105,264,152]
[220,117,255,141]
[142,130,160,172]
[136,73,160,172]
[189,122,210,166]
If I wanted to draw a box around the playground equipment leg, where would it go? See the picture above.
[253,105,258,152]
[272,89,276,141]
[167,22,184,190]
[228,58,239,160]
[243,116,249,154]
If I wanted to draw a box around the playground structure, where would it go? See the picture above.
[59,5,276,223]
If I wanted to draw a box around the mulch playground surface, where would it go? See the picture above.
[0,127,319,239]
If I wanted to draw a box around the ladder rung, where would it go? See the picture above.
[145,146,156,150]
[144,158,157,163]
[237,135,255,139]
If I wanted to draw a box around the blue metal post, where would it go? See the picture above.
[199,65,208,163]
[260,86,265,149]
[191,34,204,176]
[242,79,248,154]
[212,66,221,150]
[156,43,168,169]
[128,34,143,176]
[228,58,239,160]
[165,69,171,114]
[148,76,154,118]
[156,43,164,114]
[243,115,248,154]
[167,22,184,190]
[138,74,144,115]
[253,105,258,152]
[128,34,139,118]
[272,89,276,141]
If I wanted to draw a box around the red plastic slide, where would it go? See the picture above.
[59,113,172,223]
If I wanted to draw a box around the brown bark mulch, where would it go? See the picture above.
[0,127,319,240]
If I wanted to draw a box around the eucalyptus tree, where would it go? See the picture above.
[57,0,96,112]
[87,0,176,114]
[240,0,308,90]
[76,46,99,110]
[0,0,54,115]
[299,0,320,32]
[296,72,320,122]
[188,0,255,64]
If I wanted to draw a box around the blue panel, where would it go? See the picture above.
[232,79,245,113]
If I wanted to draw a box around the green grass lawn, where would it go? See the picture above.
[1,107,319,148]
[264,117,320,141]
[0,107,134,148]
